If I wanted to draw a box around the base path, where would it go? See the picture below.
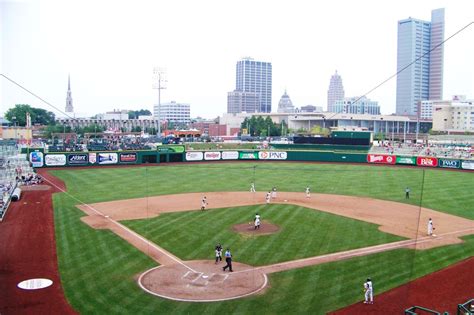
[77,191,474,302]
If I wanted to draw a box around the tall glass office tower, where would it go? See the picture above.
[396,8,445,116]
[236,57,272,113]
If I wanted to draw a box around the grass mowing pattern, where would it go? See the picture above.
[123,204,405,266]
[49,163,474,314]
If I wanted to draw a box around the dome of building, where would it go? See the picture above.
[277,90,295,113]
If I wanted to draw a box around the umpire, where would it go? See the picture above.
[222,248,233,272]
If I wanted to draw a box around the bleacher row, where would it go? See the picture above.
[0,145,35,220]
[370,142,473,160]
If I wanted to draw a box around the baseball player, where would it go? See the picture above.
[305,186,311,198]
[405,187,410,199]
[271,187,277,199]
[254,213,261,230]
[201,196,207,211]
[250,182,256,193]
[215,243,223,264]
[427,218,434,236]
[265,191,271,204]
[363,278,373,304]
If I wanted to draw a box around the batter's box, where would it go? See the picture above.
[182,271,202,281]
[208,273,227,282]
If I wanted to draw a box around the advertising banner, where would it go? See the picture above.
[221,151,239,160]
[89,153,97,164]
[416,156,438,167]
[438,159,460,169]
[461,161,474,170]
[68,154,88,165]
[119,153,137,163]
[204,152,221,160]
[239,152,258,160]
[30,151,44,167]
[258,151,287,160]
[185,152,203,161]
[45,154,67,166]
[98,153,118,165]
[396,156,416,165]
[367,154,396,164]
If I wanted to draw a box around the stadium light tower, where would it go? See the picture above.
[153,67,167,136]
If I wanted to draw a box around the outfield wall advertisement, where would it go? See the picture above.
[30,151,44,167]
[45,154,67,166]
[119,153,137,163]
[438,159,460,169]
[396,156,416,165]
[186,152,203,161]
[204,152,221,160]
[258,151,287,160]
[417,157,438,167]
[461,161,474,170]
[367,154,396,164]
[239,152,258,160]
[221,151,239,160]
[68,154,88,165]
[98,153,118,165]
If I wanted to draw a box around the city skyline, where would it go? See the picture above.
[1,1,473,119]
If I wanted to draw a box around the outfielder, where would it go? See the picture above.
[363,278,373,304]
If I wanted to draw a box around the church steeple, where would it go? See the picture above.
[65,74,74,113]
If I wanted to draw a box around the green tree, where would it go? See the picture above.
[5,104,55,126]
[129,109,152,119]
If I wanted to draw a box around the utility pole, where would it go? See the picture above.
[153,67,167,137]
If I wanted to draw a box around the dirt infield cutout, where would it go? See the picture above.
[232,221,280,235]
[77,191,474,302]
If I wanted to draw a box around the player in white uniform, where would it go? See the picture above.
[427,218,434,236]
[363,278,373,304]
[271,187,277,199]
[305,186,311,198]
[265,192,271,204]
[201,196,207,211]
[254,213,261,229]
[250,182,256,193]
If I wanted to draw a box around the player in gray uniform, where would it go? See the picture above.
[254,213,261,229]
[250,182,256,193]
[265,191,271,204]
[427,218,434,236]
[305,186,311,198]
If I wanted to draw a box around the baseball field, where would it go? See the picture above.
[40,163,474,313]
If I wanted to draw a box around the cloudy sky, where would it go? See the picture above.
[1,0,473,119]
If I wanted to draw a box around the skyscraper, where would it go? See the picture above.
[327,70,345,112]
[396,8,445,116]
[65,74,73,113]
[235,57,272,113]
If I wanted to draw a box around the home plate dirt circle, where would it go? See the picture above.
[138,260,267,302]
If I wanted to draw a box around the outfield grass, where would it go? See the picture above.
[123,204,405,266]
[50,163,474,314]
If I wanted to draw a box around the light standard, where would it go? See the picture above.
[153,67,167,137]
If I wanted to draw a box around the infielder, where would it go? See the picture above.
[265,191,271,204]
[201,196,207,211]
[427,218,434,236]
[271,187,277,199]
[363,278,373,304]
[250,182,256,193]
[305,186,311,198]
[254,213,261,230]
[215,243,223,264]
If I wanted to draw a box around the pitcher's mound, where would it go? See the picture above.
[138,260,267,302]
[232,221,280,235]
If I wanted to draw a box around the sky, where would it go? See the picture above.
[1,0,473,119]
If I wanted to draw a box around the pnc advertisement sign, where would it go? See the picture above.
[416,156,438,167]
[185,152,203,161]
[119,153,137,163]
[239,152,258,160]
[68,154,88,165]
[204,152,221,160]
[258,151,287,160]
[367,154,396,164]
[438,159,460,169]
